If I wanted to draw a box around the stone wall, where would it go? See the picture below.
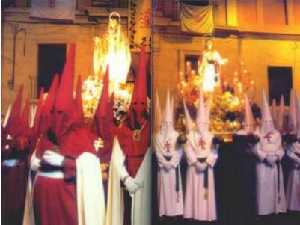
[1,14,128,112]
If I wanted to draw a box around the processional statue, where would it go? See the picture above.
[198,39,227,93]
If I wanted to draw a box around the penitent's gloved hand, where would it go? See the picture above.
[43,150,64,167]
[265,155,277,167]
[30,153,41,171]
[124,176,139,195]
[195,161,208,173]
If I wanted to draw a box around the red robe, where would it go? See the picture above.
[113,119,149,225]
[115,119,149,177]
[33,127,97,225]
[1,131,30,225]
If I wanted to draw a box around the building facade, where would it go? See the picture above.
[153,0,300,105]
[1,0,129,110]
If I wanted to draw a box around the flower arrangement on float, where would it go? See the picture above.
[176,59,257,139]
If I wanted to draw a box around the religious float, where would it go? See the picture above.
[176,39,257,142]
[82,12,135,121]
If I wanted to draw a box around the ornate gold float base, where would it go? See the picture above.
[214,132,233,143]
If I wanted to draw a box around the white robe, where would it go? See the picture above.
[76,153,106,225]
[199,50,222,92]
[286,141,300,211]
[155,131,184,217]
[106,138,151,225]
[183,131,218,221]
[254,130,287,215]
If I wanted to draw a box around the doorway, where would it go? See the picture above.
[37,44,66,96]
[268,66,293,105]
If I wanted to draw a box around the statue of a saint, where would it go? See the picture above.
[198,39,227,92]
[93,12,131,84]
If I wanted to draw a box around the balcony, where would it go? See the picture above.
[91,0,128,8]
[2,0,129,24]
[1,0,129,9]
[153,0,300,40]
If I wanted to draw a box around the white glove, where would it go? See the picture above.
[124,176,139,195]
[266,155,276,166]
[196,162,208,172]
[31,153,41,171]
[164,162,173,171]
[134,180,144,190]
[43,150,64,167]
[206,155,216,167]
